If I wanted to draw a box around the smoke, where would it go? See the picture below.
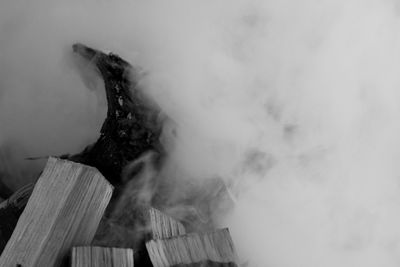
[3,0,400,266]
[138,0,400,266]
[0,0,109,188]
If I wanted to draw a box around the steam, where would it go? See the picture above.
[2,0,400,266]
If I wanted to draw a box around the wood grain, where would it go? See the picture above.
[0,157,113,267]
[149,208,186,240]
[146,228,238,267]
[71,246,134,267]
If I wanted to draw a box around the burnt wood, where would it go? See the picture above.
[69,43,163,185]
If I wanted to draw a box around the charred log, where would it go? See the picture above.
[69,43,164,186]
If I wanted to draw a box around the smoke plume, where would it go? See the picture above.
[2,0,400,266]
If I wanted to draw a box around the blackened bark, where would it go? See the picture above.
[69,43,163,185]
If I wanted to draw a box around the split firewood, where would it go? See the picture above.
[92,207,185,266]
[92,160,235,266]
[69,43,164,186]
[0,157,113,267]
[71,246,134,267]
[146,228,239,267]
[149,177,235,234]
[149,207,186,240]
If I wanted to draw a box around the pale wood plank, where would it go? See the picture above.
[146,228,238,267]
[0,157,113,267]
[71,246,134,267]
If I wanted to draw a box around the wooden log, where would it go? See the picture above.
[0,157,113,267]
[149,177,235,234]
[71,246,134,267]
[146,228,239,267]
[92,196,187,246]
[70,43,164,186]
[92,207,186,266]
[149,208,186,240]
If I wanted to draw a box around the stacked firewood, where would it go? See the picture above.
[0,44,239,266]
[0,158,238,266]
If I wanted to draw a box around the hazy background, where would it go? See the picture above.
[2,0,400,266]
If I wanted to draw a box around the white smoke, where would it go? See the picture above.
[141,0,400,266]
[2,0,400,266]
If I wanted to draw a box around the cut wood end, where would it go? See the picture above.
[146,228,239,267]
[149,207,186,240]
[46,157,114,190]
[71,246,134,267]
